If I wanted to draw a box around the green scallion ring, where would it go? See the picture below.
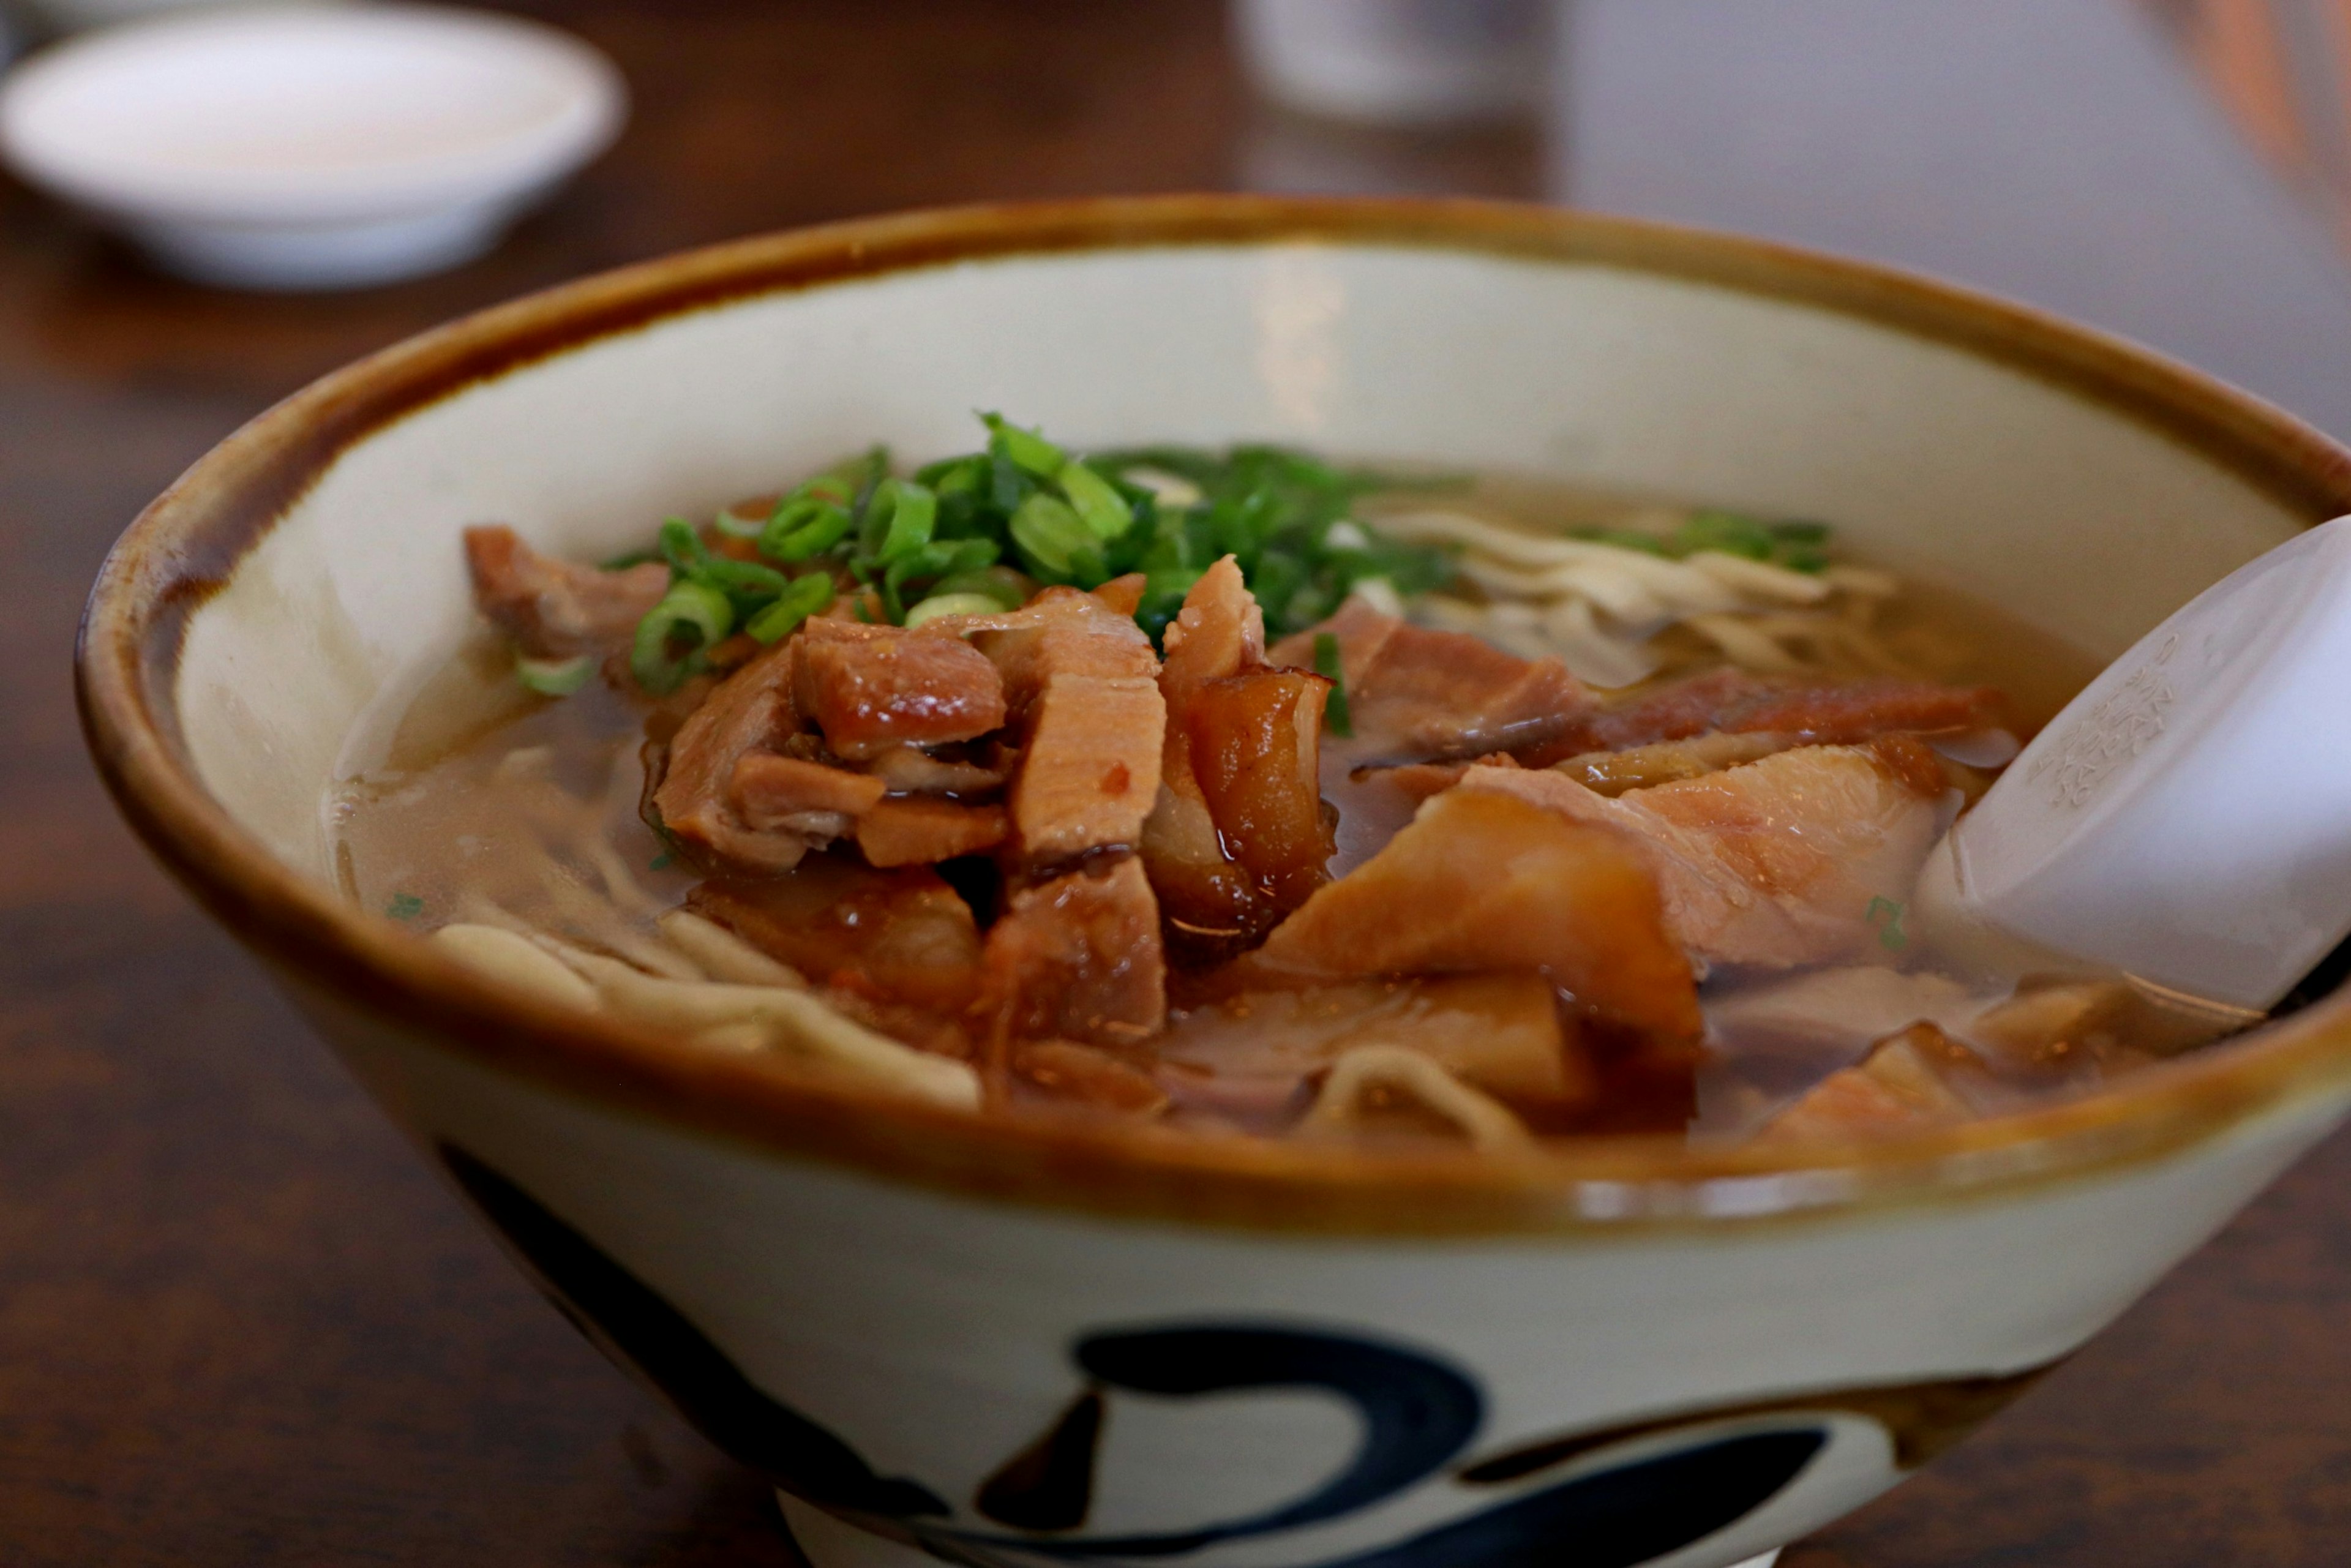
[631,580,735,693]
[745,573,836,642]
[903,591,1009,629]
[515,653,594,696]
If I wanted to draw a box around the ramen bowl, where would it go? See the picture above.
[77,197,2351,1568]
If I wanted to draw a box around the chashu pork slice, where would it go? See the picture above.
[1268,598,1591,762]
[1460,737,1946,970]
[1248,786,1701,1040]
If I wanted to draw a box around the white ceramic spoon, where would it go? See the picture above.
[1915,514,2351,1014]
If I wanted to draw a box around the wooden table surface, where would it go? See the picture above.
[6,2,2350,1562]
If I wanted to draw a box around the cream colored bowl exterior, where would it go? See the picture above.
[81,203,2351,1568]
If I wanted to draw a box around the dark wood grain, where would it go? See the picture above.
[4,2,2348,1563]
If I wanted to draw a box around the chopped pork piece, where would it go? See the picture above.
[854,796,1010,867]
[1765,1022,1986,1140]
[1187,668,1334,915]
[1156,974,1591,1127]
[1965,974,2243,1077]
[860,744,1005,796]
[963,587,1161,713]
[650,641,815,871]
[1521,669,2003,765]
[1011,677,1164,863]
[978,856,1167,1047]
[1268,599,1591,761]
[1461,740,1943,969]
[463,524,670,661]
[689,855,984,1016]
[730,753,888,831]
[1160,556,1266,703]
[1250,787,1701,1039]
[956,588,1166,863]
[792,620,1008,760]
[1013,1039,1169,1115]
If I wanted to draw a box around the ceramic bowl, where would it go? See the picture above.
[77,197,2351,1568]
[0,4,625,290]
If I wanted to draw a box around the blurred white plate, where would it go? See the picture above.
[0,3,626,290]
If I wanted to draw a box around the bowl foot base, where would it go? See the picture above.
[777,1493,1784,1568]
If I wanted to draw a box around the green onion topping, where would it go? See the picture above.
[632,580,734,694]
[516,653,594,696]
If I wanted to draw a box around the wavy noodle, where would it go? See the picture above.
[1369,503,1914,689]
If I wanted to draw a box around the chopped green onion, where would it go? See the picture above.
[983,412,1065,477]
[876,480,938,563]
[930,565,1030,611]
[762,498,853,562]
[1674,509,1777,561]
[658,516,707,576]
[516,653,594,696]
[600,547,660,571]
[713,513,766,541]
[699,556,792,598]
[745,572,836,642]
[904,591,1010,628]
[632,580,734,694]
[386,891,424,921]
[1057,459,1135,541]
[1313,631,1352,738]
[1010,492,1103,582]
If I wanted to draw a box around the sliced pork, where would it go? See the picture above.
[1520,668,2003,765]
[793,619,1008,760]
[978,855,1168,1047]
[1249,786,1701,1040]
[1461,738,1944,969]
[1268,599,1591,761]
[1157,973,1590,1128]
[463,524,670,661]
[961,588,1166,864]
[689,856,984,1018]
[650,641,816,871]
[853,797,1010,867]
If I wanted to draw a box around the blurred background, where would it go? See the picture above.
[8,3,2351,1566]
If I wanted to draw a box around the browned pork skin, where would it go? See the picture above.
[463,525,670,660]
[1142,559,1332,944]
[1267,599,1591,761]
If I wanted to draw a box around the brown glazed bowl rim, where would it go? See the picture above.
[75,194,2351,1235]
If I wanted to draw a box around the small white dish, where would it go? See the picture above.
[0,3,626,290]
